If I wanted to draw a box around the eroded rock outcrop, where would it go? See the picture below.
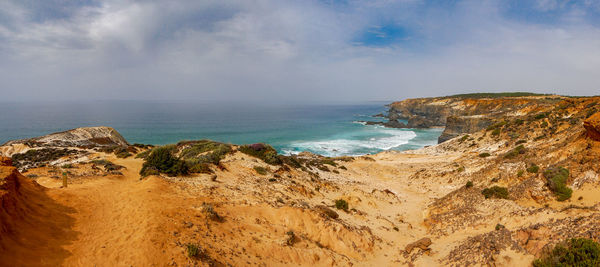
[584,112,600,141]
[2,126,129,149]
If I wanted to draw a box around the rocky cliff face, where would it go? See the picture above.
[438,115,494,143]
[584,112,600,141]
[383,96,561,143]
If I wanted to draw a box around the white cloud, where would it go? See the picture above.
[1,0,599,103]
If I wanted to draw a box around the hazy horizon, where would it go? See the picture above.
[2,0,600,103]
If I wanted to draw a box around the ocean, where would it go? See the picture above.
[0,101,442,157]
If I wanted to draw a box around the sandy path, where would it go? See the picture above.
[40,156,179,266]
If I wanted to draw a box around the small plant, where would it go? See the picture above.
[515,140,527,145]
[491,128,501,136]
[61,163,73,169]
[517,170,525,177]
[540,121,548,128]
[482,186,509,199]
[460,135,470,142]
[457,166,465,172]
[532,238,600,267]
[186,243,199,258]
[504,144,526,159]
[335,199,349,211]
[495,224,505,230]
[286,231,297,246]
[115,151,132,158]
[466,181,473,188]
[543,167,572,201]
[202,203,224,222]
[254,166,268,175]
[479,152,491,158]
[527,164,540,173]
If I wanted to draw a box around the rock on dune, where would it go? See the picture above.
[584,112,600,141]
[2,126,129,148]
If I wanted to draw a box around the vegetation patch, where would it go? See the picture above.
[527,164,540,173]
[90,159,124,171]
[254,166,268,175]
[543,167,572,201]
[238,143,282,165]
[139,146,188,177]
[504,144,526,159]
[186,243,200,258]
[11,148,81,168]
[465,181,473,188]
[479,152,491,158]
[482,186,509,199]
[533,238,600,267]
[448,92,548,99]
[335,199,349,211]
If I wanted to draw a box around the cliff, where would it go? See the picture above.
[382,95,562,143]
[2,126,129,149]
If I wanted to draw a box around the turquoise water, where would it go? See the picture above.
[0,101,442,157]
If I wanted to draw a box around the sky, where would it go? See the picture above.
[1,0,599,103]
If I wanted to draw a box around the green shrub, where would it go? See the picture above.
[516,140,527,145]
[460,135,470,142]
[491,128,501,136]
[254,166,267,175]
[466,181,473,188]
[115,151,132,158]
[534,112,549,120]
[335,199,348,211]
[135,149,151,159]
[517,170,525,177]
[186,243,199,258]
[188,162,212,174]
[540,121,549,128]
[482,186,509,199]
[238,143,282,165]
[527,164,540,173]
[479,152,491,158]
[504,144,526,159]
[533,238,600,267]
[321,159,337,166]
[140,146,188,177]
[543,167,572,201]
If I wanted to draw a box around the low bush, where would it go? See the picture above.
[504,144,526,159]
[186,243,199,258]
[543,167,572,201]
[517,170,525,177]
[533,238,600,267]
[466,181,473,188]
[254,166,267,175]
[491,128,501,136]
[335,199,349,211]
[482,186,509,199]
[527,164,539,173]
[516,140,527,145]
[139,146,188,177]
[479,152,491,158]
[238,143,282,165]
